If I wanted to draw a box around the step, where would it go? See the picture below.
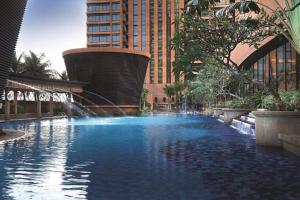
[231,119,255,136]
[278,134,300,156]
[240,115,255,124]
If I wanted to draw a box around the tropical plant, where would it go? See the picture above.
[172,1,291,110]
[163,84,176,110]
[215,0,300,53]
[140,88,149,111]
[58,70,69,80]
[174,81,186,109]
[261,90,300,111]
[22,51,55,79]
[11,52,24,73]
[191,57,243,103]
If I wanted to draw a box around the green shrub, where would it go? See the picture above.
[243,92,265,109]
[218,92,265,109]
[280,90,300,111]
[225,99,248,109]
[261,95,276,110]
[261,90,300,111]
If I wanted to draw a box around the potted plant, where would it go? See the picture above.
[253,91,300,147]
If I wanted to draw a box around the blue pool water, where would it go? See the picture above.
[0,115,300,200]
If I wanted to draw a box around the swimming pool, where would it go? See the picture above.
[0,115,299,199]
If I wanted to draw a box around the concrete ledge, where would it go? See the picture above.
[278,134,300,156]
[252,111,300,118]
[222,108,252,124]
[253,111,300,147]
[213,108,224,117]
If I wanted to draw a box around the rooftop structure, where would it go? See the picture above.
[0,0,27,106]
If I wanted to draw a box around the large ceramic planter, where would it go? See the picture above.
[222,108,251,124]
[252,111,300,147]
[213,108,224,117]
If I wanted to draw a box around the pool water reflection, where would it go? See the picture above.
[0,115,299,199]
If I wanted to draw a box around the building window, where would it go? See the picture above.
[88,35,111,43]
[277,45,285,90]
[286,42,297,90]
[112,44,120,48]
[99,44,110,47]
[150,0,155,84]
[257,57,265,82]
[112,24,120,31]
[245,41,300,95]
[88,3,110,12]
[88,14,110,22]
[112,3,120,10]
[112,34,120,42]
[112,13,120,21]
[141,0,147,50]
[158,0,163,84]
[88,25,111,32]
[133,0,139,49]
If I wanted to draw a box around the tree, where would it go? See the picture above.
[174,81,186,109]
[11,52,24,73]
[216,0,300,54]
[163,84,175,110]
[140,88,149,110]
[172,4,288,110]
[22,51,55,79]
[190,57,243,107]
[58,70,69,80]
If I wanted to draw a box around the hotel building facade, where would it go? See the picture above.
[86,0,233,109]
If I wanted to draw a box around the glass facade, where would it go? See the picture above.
[87,0,124,48]
[88,35,111,43]
[166,0,172,83]
[88,24,111,32]
[150,0,155,84]
[88,14,110,22]
[141,0,147,50]
[249,42,300,92]
[158,0,163,84]
[88,3,110,12]
[111,2,120,10]
[133,0,138,49]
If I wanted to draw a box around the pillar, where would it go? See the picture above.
[49,93,54,116]
[14,90,18,115]
[36,92,42,118]
[4,89,10,119]
[67,93,72,117]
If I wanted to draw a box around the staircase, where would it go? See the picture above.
[231,113,255,136]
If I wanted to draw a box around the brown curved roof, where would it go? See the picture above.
[63,47,151,58]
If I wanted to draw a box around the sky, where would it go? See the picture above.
[16,0,86,73]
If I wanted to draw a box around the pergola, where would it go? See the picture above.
[1,74,86,120]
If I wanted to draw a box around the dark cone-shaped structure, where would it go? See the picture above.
[63,48,150,114]
[0,0,27,101]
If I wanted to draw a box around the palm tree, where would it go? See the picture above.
[140,88,149,110]
[22,51,54,79]
[174,81,186,110]
[11,51,24,73]
[163,84,175,110]
[58,70,69,80]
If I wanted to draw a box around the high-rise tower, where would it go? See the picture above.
[86,0,232,109]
